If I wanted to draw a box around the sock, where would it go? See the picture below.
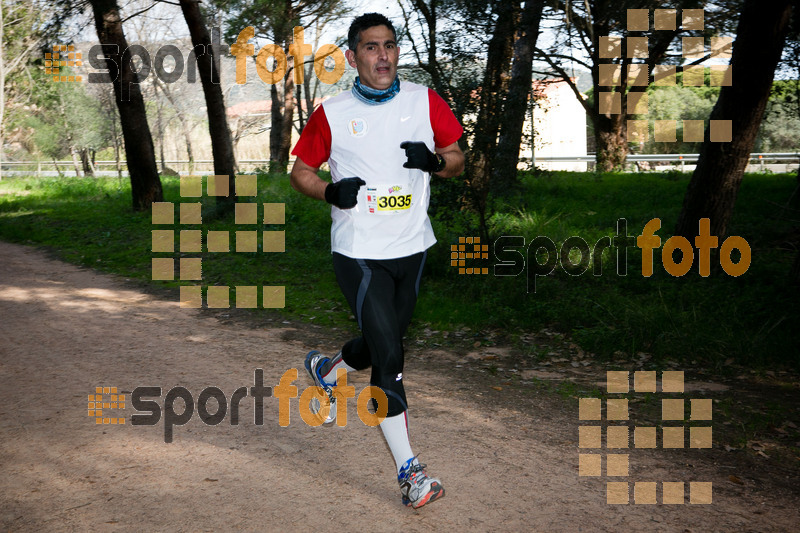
[380,412,415,475]
[320,351,355,384]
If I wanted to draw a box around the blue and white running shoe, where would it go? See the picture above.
[304,350,336,425]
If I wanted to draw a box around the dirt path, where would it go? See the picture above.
[0,240,797,532]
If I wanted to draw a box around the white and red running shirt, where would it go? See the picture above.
[292,81,463,259]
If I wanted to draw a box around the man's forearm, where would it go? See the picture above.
[434,149,465,178]
[290,165,328,202]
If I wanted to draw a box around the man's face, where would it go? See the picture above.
[345,25,399,91]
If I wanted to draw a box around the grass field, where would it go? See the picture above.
[0,170,796,369]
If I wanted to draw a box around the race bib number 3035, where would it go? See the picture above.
[366,186,412,215]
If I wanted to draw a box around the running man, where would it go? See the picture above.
[289,12,464,509]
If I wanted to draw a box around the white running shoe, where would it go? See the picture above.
[303,350,336,425]
[398,458,445,508]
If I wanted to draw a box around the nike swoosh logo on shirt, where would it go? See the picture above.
[400,116,411,122]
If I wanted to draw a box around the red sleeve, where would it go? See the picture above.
[291,105,331,168]
[428,88,463,148]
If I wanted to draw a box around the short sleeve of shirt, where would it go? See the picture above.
[291,106,331,168]
[428,89,463,148]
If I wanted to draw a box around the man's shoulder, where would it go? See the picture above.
[321,89,354,111]
[400,81,430,95]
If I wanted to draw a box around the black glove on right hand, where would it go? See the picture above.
[400,141,444,173]
[325,177,367,209]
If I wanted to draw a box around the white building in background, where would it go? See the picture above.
[523,79,588,171]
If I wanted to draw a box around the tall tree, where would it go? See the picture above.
[220,0,343,173]
[401,0,453,106]
[466,0,520,241]
[675,0,793,239]
[1,1,48,181]
[536,0,719,171]
[272,14,294,174]
[154,76,197,175]
[89,0,162,210]
[400,0,548,232]
[492,0,545,193]
[399,0,484,133]
[93,82,124,179]
[179,0,237,210]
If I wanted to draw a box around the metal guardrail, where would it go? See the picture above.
[0,159,293,178]
[1,159,285,167]
[525,152,800,172]
[527,152,800,163]
[2,153,799,176]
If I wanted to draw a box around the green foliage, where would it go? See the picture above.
[757,80,800,151]
[758,102,800,151]
[11,66,111,160]
[0,171,796,369]
[638,85,717,154]
[2,1,50,131]
[589,79,800,155]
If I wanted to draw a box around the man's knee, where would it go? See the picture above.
[343,338,371,370]
[372,372,407,417]
[369,339,403,371]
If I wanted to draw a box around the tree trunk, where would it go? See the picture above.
[0,3,5,182]
[675,0,793,240]
[114,131,122,180]
[299,19,321,130]
[178,0,236,210]
[492,0,545,192]
[156,95,165,173]
[185,123,195,175]
[466,0,519,241]
[89,0,162,210]
[594,113,627,171]
[296,79,305,131]
[70,147,82,177]
[409,0,452,105]
[155,79,195,174]
[269,83,283,173]
[80,148,94,176]
[232,116,241,168]
[278,72,295,170]
[590,11,628,173]
[546,2,680,172]
[52,158,64,178]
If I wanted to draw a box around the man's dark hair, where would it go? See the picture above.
[348,13,397,51]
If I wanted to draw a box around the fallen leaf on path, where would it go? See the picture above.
[728,475,744,485]
[492,386,503,391]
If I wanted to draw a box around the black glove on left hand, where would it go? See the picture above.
[325,177,366,209]
[400,141,445,173]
